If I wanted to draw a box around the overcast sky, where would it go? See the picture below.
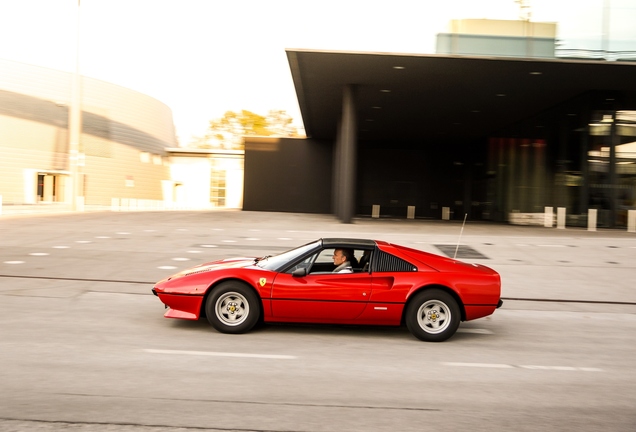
[1,0,635,144]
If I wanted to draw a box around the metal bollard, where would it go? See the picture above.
[407,206,415,219]
[628,210,636,233]
[544,206,553,227]
[372,205,380,218]
[557,207,566,229]
[587,208,597,231]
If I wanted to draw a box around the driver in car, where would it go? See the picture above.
[332,248,354,273]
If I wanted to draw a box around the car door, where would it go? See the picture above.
[270,248,371,322]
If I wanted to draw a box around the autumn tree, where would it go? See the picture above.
[191,109,299,150]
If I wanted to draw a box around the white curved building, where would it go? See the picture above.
[0,59,176,209]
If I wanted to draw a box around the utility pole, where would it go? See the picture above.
[515,0,532,21]
[69,0,82,211]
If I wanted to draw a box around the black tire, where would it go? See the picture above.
[405,289,461,342]
[205,281,260,334]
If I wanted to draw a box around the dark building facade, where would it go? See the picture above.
[244,50,636,228]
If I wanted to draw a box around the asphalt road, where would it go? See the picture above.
[1,210,635,432]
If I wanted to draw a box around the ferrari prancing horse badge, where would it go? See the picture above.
[259,278,266,287]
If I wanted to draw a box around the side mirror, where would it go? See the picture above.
[292,268,307,277]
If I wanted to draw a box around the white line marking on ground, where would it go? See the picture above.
[443,362,514,369]
[3,261,25,265]
[116,232,130,235]
[457,328,493,334]
[75,240,92,244]
[95,236,111,239]
[29,253,49,256]
[144,349,297,359]
[278,237,293,240]
[53,246,69,249]
[172,257,190,261]
[222,240,237,243]
[200,244,217,248]
[187,250,203,254]
[245,238,260,241]
[157,266,177,270]
[443,362,603,371]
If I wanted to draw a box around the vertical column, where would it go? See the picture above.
[506,138,517,220]
[520,139,529,212]
[69,0,82,211]
[334,85,357,223]
[579,130,590,216]
[533,140,547,213]
[609,112,618,228]
[332,120,343,217]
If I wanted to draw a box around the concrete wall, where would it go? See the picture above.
[243,137,332,213]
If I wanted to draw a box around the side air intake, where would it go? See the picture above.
[373,250,417,272]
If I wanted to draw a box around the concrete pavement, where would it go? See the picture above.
[1,209,635,309]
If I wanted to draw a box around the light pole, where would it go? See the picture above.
[69,0,82,211]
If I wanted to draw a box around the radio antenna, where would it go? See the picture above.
[453,213,468,259]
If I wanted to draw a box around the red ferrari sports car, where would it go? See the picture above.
[152,238,502,342]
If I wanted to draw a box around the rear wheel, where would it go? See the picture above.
[205,281,260,334]
[405,289,460,342]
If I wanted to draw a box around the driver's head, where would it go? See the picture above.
[333,248,353,265]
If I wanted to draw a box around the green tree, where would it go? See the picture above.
[192,109,299,150]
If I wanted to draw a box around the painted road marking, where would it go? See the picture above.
[172,257,190,261]
[443,362,514,369]
[76,240,92,244]
[157,266,177,270]
[187,250,203,254]
[144,349,297,360]
[443,362,602,371]
[29,252,49,256]
[200,244,217,248]
[53,246,69,249]
[95,236,111,239]
[3,261,25,264]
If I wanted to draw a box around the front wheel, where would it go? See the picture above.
[205,282,260,334]
[405,289,460,342]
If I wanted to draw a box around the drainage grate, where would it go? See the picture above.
[434,245,489,259]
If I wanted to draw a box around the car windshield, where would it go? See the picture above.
[255,240,321,272]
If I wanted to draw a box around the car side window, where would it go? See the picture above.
[285,247,375,275]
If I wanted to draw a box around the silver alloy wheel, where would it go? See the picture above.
[215,291,250,326]
[416,299,451,334]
